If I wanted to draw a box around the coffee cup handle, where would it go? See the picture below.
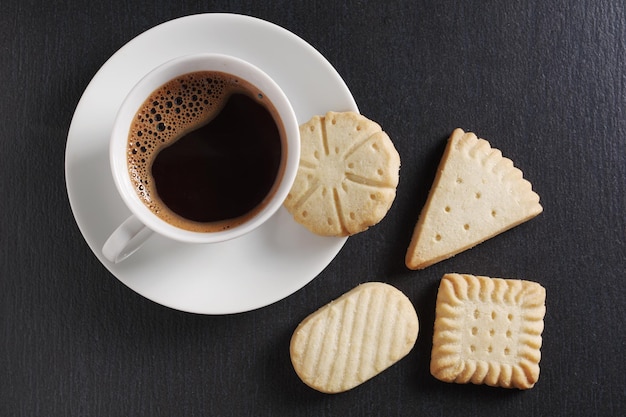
[102,215,154,263]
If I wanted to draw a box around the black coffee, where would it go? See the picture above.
[127,71,284,232]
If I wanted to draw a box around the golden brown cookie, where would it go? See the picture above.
[290,282,419,393]
[284,112,400,236]
[430,273,546,389]
[406,128,542,270]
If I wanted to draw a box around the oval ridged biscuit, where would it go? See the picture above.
[284,112,400,236]
[290,282,419,393]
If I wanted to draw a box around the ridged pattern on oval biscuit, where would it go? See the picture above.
[284,112,400,237]
[290,282,419,393]
[430,273,546,389]
[406,128,543,270]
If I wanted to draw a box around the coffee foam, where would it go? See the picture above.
[127,71,280,232]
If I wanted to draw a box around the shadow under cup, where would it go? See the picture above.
[109,54,300,244]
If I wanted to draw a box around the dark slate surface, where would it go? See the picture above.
[1,1,625,416]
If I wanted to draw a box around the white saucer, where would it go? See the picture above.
[65,13,358,314]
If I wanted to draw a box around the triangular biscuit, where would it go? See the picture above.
[405,129,542,270]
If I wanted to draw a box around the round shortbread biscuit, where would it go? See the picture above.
[284,111,400,236]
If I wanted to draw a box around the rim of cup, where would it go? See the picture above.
[109,53,300,243]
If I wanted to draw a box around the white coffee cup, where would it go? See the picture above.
[103,53,300,263]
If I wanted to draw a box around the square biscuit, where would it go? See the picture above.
[430,273,546,389]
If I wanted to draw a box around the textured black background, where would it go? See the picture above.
[2,1,625,416]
